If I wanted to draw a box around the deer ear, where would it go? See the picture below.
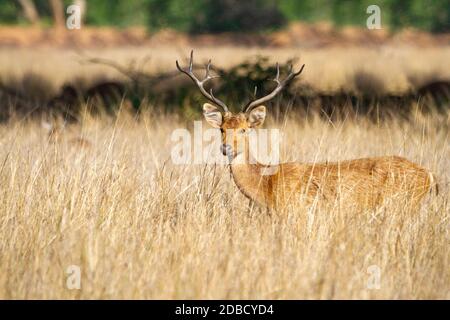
[247,105,266,128]
[203,103,223,128]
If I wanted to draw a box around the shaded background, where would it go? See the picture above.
[2,0,448,32]
[0,0,449,121]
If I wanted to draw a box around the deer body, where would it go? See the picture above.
[42,120,92,149]
[230,154,432,210]
[177,51,435,211]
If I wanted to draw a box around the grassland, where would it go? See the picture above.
[0,108,448,299]
[1,45,449,96]
[0,36,449,299]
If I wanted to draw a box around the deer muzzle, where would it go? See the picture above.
[220,144,233,157]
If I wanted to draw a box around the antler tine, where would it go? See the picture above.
[209,88,221,103]
[205,60,211,78]
[243,63,305,113]
[176,50,229,112]
[295,64,305,76]
[189,50,194,72]
[204,59,219,81]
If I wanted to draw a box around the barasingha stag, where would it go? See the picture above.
[176,51,437,210]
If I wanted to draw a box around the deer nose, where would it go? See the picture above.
[220,144,233,157]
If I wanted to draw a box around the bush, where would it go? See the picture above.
[189,0,286,33]
[146,0,286,33]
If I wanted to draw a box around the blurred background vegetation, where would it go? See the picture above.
[1,0,448,33]
[0,0,448,121]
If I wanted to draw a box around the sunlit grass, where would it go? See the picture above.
[0,108,448,299]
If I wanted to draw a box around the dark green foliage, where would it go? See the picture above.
[188,0,286,33]
[279,0,449,33]
[85,0,148,27]
[146,0,285,33]
[0,2,20,24]
[387,0,449,32]
[146,0,205,31]
[1,0,447,33]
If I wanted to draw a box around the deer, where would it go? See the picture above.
[41,120,92,149]
[176,51,437,211]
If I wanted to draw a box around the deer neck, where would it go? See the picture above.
[229,148,275,208]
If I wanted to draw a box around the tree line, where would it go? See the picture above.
[1,0,448,33]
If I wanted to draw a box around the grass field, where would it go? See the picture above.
[0,108,448,299]
[1,45,449,96]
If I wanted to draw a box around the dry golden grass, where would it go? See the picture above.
[1,45,449,95]
[0,108,448,299]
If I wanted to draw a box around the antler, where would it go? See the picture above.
[243,62,305,113]
[176,50,229,113]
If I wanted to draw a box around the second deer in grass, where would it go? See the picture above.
[42,120,92,149]
[177,51,436,210]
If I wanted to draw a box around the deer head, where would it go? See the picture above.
[176,51,304,159]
